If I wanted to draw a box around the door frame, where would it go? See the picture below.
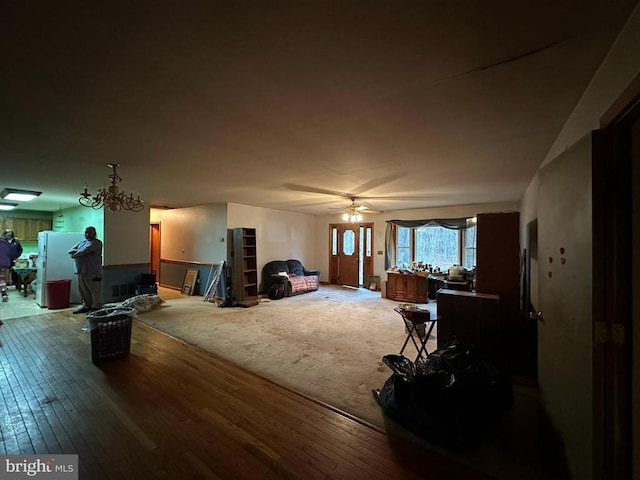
[150,222,161,282]
[593,75,640,479]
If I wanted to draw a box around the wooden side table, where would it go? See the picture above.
[394,305,436,362]
[13,267,37,297]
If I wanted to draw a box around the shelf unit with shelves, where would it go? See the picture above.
[232,227,258,301]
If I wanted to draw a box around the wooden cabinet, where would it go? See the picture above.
[27,219,52,240]
[232,227,258,301]
[436,289,506,370]
[385,272,428,303]
[475,211,521,332]
[6,218,27,239]
[0,216,52,241]
[475,211,520,305]
[459,211,523,373]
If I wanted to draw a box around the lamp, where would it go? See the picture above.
[0,188,42,201]
[79,163,144,213]
[0,202,18,211]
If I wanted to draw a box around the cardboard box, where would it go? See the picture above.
[381,281,387,298]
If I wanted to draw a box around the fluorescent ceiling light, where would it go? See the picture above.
[0,202,18,211]
[0,188,42,202]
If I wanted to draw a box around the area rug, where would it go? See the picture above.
[135,285,436,429]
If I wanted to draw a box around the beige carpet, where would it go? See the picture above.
[136,285,435,428]
[136,285,546,480]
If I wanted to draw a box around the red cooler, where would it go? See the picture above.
[46,279,72,309]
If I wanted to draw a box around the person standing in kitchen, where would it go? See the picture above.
[4,229,23,287]
[68,226,103,313]
[0,235,12,301]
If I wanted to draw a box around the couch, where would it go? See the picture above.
[262,259,320,297]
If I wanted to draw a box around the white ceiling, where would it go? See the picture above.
[1,1,636,215]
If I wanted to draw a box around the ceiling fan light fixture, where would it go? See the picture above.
[342,211,363,222]
[340,197,376,222]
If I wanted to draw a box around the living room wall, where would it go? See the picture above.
[313,201,519,281]
[149,204,227,292]
[151,204,227,263]
[227,202,317,289]
[150,203,317,292]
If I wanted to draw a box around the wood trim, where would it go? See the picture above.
[592,91,638,479]
[600,71,640,128]
[328,224,339,284]
[591,129,609,479]
[161,258,220,266]
[362,223,375,289]
[103,263,150,269]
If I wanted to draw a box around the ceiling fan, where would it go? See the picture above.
[335,197,383,222]
[283,180,440,215]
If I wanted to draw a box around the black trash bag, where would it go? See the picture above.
[268,283,285,300]
[382,354,416,382]
[426,341,514,415]
[375,340,513,449]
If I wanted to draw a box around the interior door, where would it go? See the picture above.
[150,223,161,280]
[538,133,595,479]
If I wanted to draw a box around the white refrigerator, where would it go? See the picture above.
[36,231,85,307]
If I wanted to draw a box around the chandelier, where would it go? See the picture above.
[79,163,144,213]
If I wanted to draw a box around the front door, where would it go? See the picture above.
[329,223,374,288]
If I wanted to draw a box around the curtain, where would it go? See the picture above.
[384,218,470,269]
[384,223,397,270]
[385,218,468,229]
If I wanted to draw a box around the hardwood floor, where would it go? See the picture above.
[0,312,493,479]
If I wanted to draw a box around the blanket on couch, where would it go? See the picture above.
[288,274,319,295]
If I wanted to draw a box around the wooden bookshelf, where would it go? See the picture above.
[232,227,258,301]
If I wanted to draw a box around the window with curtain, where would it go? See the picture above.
[462,221,477,269]
[385,218,475,272]
[415,225,459,271]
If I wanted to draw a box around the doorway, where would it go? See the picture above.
[329,223,373,288]
[150,223,161,281]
